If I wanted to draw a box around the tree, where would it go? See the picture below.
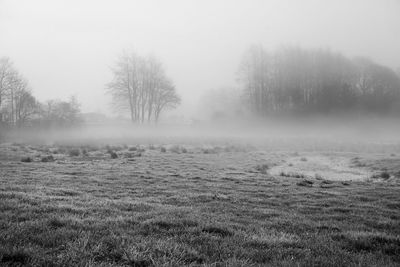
[107,51,180,123]
[0,56,83,129]
[153,77,181,122]
[237,45,270,114]
[0,57,40,126]
[237,45,400,116]
[14,89,39,127]
[0,57,14,123]
[39,97,81,127]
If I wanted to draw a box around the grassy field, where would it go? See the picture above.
[0,140,400,266]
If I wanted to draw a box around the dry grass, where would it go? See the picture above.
[0,141,399,266]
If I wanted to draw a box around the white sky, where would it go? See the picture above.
[0,0,399,116]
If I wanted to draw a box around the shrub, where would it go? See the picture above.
[280,172,305,178]
[81,149,88,156]
[297,180,313,187]
[255,164,269,174]
[0,248,31,265]
[21,157,32,163]
[293,173,305,178]
[160,147,167,153]
[372,171,391,179]
[68,149,80,157]
[202,148,216,154]
[380,171,390,179]
[202,226,233,237]
[41,155,55,162]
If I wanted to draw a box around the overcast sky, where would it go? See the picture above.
[1,0,399,117]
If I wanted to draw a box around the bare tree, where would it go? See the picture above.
[107,51,180,123]
[0,58,40,126]
[14,89,39,127]
[0,56,83,128]
[153,77,181,122]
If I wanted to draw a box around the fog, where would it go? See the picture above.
[1,0,400,146]
[2,3,400,263]
[3,117,400,156]
[1,0,400,118]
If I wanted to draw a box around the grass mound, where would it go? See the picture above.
[21,157,32,163]
[201,226,234,237]
[255,164,269,174]
[0,248,32,265]
[41,155,55,162]
[109,151,118,159]
[297,180,314,187]
[68,148,80,157]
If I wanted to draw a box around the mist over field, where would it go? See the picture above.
[3,116,400,148]
[1,1,400,266]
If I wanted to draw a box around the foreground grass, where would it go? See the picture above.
[0,143,399,266]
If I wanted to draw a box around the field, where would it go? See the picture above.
[0,134,400,266]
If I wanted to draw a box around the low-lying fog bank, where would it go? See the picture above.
[1,116,400,153]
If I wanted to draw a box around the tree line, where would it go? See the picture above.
[0,57,81,128]
[1,51,181,129]
[106,52,181,123]
[237,45,400,116]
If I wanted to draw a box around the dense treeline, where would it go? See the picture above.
[238,46,400,115]
[0,57,81,128]
[107,52,181,123]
